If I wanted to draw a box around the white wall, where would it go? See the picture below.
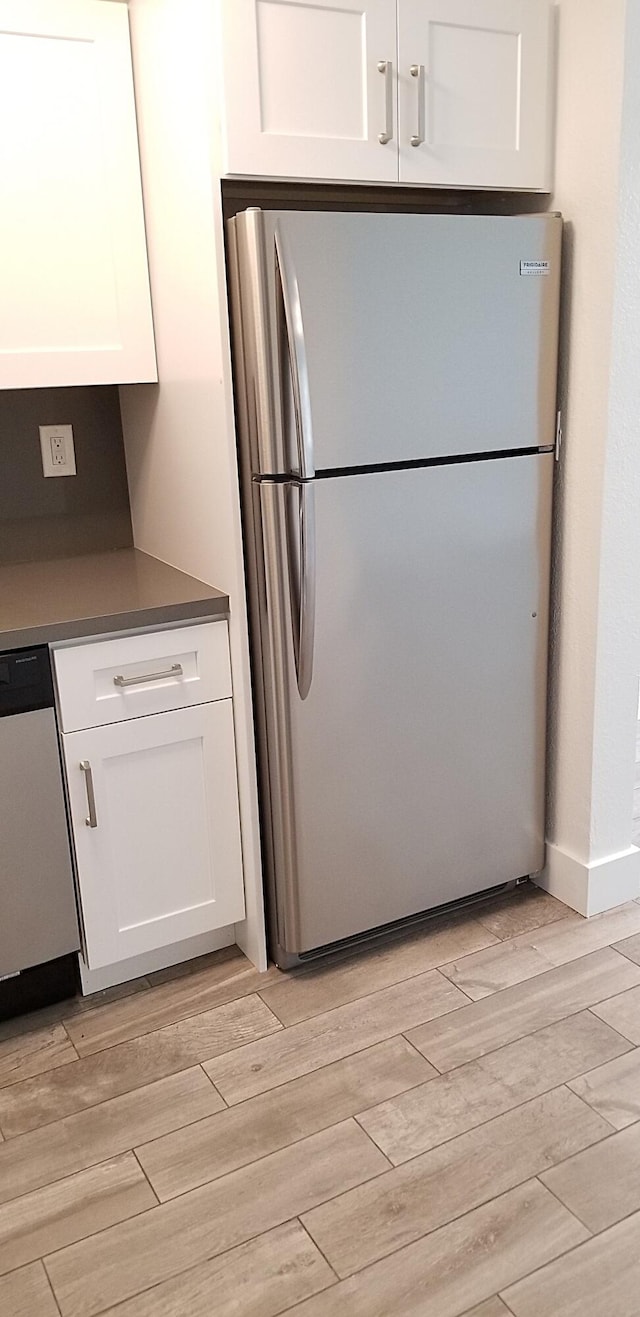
[119,0,267,967]
[541,0,640,912]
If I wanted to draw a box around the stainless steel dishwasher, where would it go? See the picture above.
[0,646,79,1016]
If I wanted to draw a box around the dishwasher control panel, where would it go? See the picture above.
[0,646,54,716]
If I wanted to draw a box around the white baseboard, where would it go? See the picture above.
[78,925,237,995]
[535,843,640,917]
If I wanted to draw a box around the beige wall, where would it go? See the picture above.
[543,0,640,911]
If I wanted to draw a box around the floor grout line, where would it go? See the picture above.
[582,1004,639,1049]
[296,1214,341,1283]
[41,1256,63,1316]
[131,1146,161,1207]
[197,1062,228,1106]
[535,1171,595,1236]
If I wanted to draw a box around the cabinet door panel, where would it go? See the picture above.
[398,0,553,189]
[0,0,156,387]
[64,703,245,969]
[221,0,398,182]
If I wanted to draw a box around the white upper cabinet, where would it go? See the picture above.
[220,0,399,183]
[398,0,553,189]
[220,0,554,190]
[0,0,157,389]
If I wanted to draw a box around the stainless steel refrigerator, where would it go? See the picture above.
[228,209,561,968]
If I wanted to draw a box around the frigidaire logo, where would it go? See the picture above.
[520,260,550,276]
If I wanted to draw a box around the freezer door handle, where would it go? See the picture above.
[289,481,316,700]
[275,224,315,481]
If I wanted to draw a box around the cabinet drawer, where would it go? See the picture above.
[54,623,231,732]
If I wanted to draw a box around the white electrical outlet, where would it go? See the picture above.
[39,425,76,478]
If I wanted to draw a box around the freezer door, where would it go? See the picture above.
[254,454,553,959]
[230,209,561,474]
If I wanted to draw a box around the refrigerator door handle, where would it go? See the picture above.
[291,480,316,700]
[275,224,315,481]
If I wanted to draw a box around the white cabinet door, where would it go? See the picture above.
[221,0,399,182]
[398,0,553,189]
[0,0,156,388]
[63,702,245,969]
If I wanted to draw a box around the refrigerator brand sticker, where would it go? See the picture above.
[520,260,550,277]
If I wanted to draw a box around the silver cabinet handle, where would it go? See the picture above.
[113,663,183,688]
[377,59,393,144]
[410,63,425,147]
[80,761,98,829]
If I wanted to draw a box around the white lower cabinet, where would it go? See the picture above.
[58,640,245,971]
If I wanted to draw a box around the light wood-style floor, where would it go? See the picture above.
[3,885,640,1315]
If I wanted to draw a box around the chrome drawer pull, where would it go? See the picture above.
[113,663,184,689]
[80,761,98,829]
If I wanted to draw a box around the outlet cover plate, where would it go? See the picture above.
[39,424,77,478]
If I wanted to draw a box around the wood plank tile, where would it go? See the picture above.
[0,1023,77,1088]
[0,1262,59,1316]
[204,970,466,1104]
[260,916,499,1026]
[64,953,283,1056]
[440,903,640,1000]
[474,885,573,941]
[568,1046,640,1129]
[138,1036,434,1201]
[592,983,640,1042]
[0,995,281,1138]
[98,1220,335,1317]
[406,948,640,1073]
[0,1066,223,1207]
[358,1010,629,1164]
[0,981,149,1046]
[0,1152,155,1276]
[284,1181,588,1316]
[612,931,640,966]
[503,1210,640,1317]
[304,1087,608,1277]
[72,977,151,1011]
[541,1120,640,1233]
[45,1120,387,1317]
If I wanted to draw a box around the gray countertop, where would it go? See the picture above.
[0,549,229,651]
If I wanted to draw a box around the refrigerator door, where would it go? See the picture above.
[253,453,553,961]
[229,209,561,475]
